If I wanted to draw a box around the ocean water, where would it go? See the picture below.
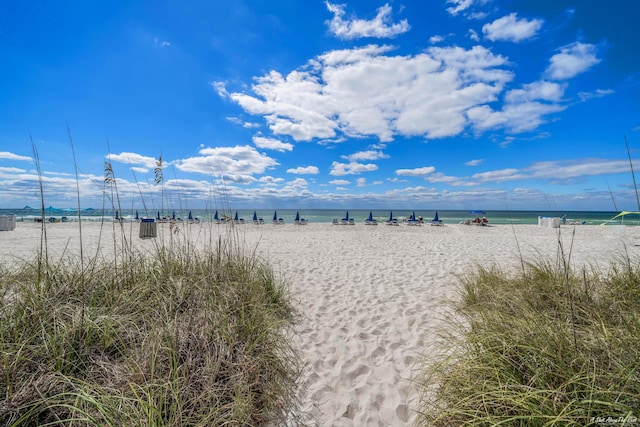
[0,207,632,225]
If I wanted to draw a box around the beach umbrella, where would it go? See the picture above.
[157,211,161,220]
[345,211,349,221]
[188,211,193,220]
[234,211,239,221]
[469,210,486,215]
[253,211,258,222]
[367,211,373,222]
[295,211,300,222]
[273,210,278,221]
[172,211,176,220]
[412,211,416,221]
[433,211,440,222]
[601,211,640,226]
[388,211,393,221]
[135,210,139,220]
[214,210,219,221]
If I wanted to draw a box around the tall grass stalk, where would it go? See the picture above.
[30,136,47,286]
[67,123,84,269]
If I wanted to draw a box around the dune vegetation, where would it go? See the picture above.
[417,248,640,426]
[0,229,301,426]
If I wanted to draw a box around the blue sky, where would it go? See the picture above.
[1,0,639,211]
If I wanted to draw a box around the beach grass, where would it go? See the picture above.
[0,232,300,426]
[416,253,640,426]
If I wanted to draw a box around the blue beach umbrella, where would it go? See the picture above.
[234,211,239,221]
[214,210,219,221]
[115,211,119,220]
[188,211,193,220]
[469,210,486,215]
[157,211,161,220]
[253,211,258,221]
[172,211,176,220]
[273,210,278,221]
[135,210,139,220]
[367,211,373,222]
[388,211,393,221]
[295,211,300,222]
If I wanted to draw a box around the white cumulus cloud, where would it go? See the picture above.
[467,80,567,133]
[341,150,390,161]
[483,13,543,42]
[253,136,294,152]
[287,166,320,174]
[225,44,512,143]
[396,166,436,176]
[175,145,279,183]
[446,0,476,16]
[545,42,600,80]
[330,179,350,185]
[325,2,410,40]
[0,152,32,161]
[330,161,378,176]
[108,152,159,168]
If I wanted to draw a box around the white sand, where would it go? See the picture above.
[1,221,637,425]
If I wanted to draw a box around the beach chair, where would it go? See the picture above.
[253,211,264,225]
[234,211,245,224]
[383,211,398,226]
[294,211,307,225]
[364,211,377,225]
[406,211,421,226]
[430,211,443,226]
[341,211,354,225]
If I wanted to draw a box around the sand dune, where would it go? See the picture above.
[1,221,636,425]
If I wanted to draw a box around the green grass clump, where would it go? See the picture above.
[416,258,640,426]
[0,240,300,426]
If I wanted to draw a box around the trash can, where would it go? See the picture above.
[139,218,157,238]
[0,215,16,231]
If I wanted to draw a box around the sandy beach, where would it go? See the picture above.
[1,220,637,426]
